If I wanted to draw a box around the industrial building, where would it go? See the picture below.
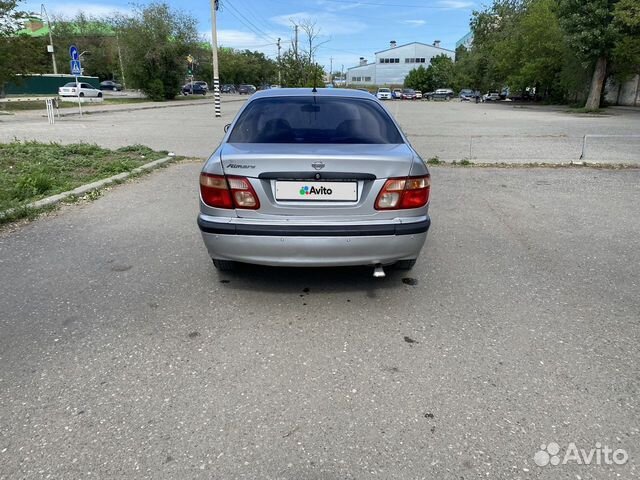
[347,40,455,86]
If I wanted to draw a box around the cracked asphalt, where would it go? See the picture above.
[0,100,639,479]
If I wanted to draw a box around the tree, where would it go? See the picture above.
[405,55,455,93]
[216,47,277,86]
[280,49,324,87]
[0,0,28,94]
[557,0,620,109]
[113,3,200,100]
[52,13,120,80]
[612,0,640,80]
[404,65,430,91]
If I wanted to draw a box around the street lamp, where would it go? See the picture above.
[40,4,57,75]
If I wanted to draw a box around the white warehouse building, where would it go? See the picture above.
[347,40,455,86]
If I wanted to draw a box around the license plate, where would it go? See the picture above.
[275,181,357,201]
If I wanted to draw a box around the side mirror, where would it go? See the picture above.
[224,124,230,133]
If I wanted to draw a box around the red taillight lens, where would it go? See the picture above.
[375,175,430,210]
[199,173,260,209]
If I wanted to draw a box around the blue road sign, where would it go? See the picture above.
[69,45,79,61]
[70,60,82,76]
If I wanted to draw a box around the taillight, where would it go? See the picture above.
[375,175,430,210]
[200,173,260,209]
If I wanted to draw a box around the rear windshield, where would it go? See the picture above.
[228,96,404,144]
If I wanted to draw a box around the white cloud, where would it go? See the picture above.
[400,19,426,27]
[315,0,365,12]
[438,0,474,9]
[270,11,367,36]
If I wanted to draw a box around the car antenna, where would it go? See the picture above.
[312,73,318,93]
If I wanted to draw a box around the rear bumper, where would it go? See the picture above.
[197,216,430,237]
[197,215,430,267]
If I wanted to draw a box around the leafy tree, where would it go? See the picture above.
[427,54,456,90]
[612,0,640,79]
[217,47,276,86]
[52,13,120,80]
[404,55,455,92]
[280,50,324,88]
[0,0,29,93]
[557,0,620,109]
[113,3,200,100]
[404,65,429,91]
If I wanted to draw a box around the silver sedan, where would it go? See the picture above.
[197,88,431,275]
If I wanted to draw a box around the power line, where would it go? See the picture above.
[221,0,278,43]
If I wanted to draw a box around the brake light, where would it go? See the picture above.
[375,175,430,210]
[200,173,260,209]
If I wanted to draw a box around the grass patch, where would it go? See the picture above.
[452,158,474,166]
[426,156,444,165]
[0,141,168,223]
[568,107,608,115]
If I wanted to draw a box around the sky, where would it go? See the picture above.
[26,0,476,74]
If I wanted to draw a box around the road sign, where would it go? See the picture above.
[69,45,79,61]
[70,60,82,76]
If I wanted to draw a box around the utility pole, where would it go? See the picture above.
[210,0,221,117]
[277,37,282,86]
[41,4,57,74]
[294,24,298,60]
[329,57,333,85]
[116,32,126,89]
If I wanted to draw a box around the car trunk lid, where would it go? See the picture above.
[219,143,415,218]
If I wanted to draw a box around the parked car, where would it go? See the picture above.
[376,87,392,100]
[237,84,257,95]
[392,88,403,99]
[426,89,453,101]
[459,88,474,101]
[182,83,207,95]
[483,91,501,102]
[221,84,236,94]
[197,88,431,274]
[415,90,422,99]
[58,82,102,97]
[99,80,122,91]
[193,81,209,91]
[401,88,417,100]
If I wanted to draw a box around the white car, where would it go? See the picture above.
[58,82,103,98]
[415,90,423,99]
[376,87,392,100]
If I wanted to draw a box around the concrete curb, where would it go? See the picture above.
[1,155,175,219]
[53,96,245,118]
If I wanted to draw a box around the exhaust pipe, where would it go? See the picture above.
[373,264,386,278]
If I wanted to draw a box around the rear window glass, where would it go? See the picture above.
[228,96,404,144]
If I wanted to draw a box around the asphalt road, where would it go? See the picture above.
[1,97,640,163]
[1,161,639,479]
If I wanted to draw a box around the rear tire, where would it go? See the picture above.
[212,258,236,271]
[395,259,417,270]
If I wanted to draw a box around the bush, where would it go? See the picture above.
[145,79,165,102]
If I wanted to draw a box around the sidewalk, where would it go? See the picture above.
[1,94,245,120]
